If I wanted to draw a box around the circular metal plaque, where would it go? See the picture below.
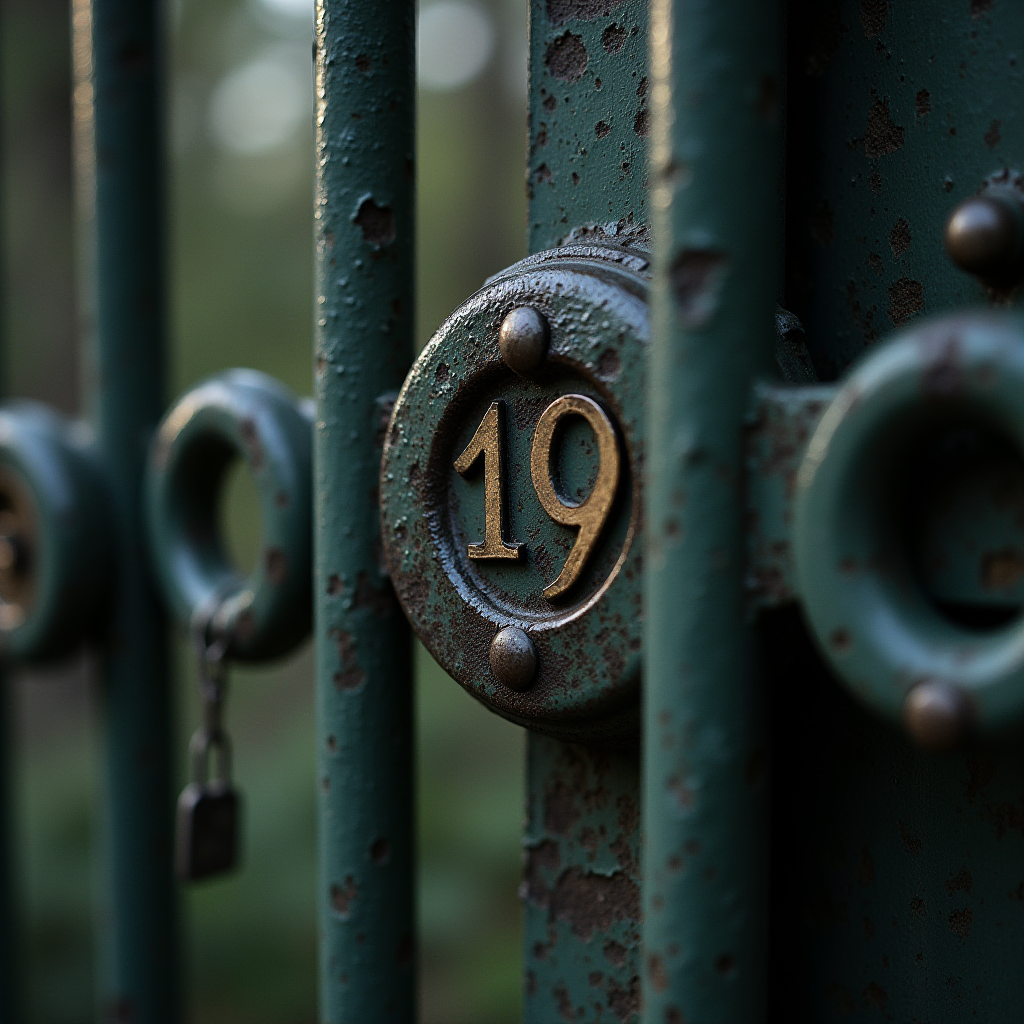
[380,245,648,742]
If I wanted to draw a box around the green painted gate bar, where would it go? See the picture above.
[313,1,416,1020]
[74,0,177,1019]
[523,3,647,1022]
[645,0,780,1019]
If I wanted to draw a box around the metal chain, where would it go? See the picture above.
[188,591,235,783]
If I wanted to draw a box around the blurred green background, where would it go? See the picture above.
[1,0,529,1019]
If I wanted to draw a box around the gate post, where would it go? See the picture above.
[313,2,416,1020]
[73,0,177,1019]
[644,0,781,1019]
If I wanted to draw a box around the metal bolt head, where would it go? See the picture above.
[490,626,537,691]
[944,194,1024,282]
[903,680,974,751]
[499,306,549,375]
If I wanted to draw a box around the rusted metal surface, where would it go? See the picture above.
[529,0,649,254]
[313,0,416,1019]
[522,735,641,1023]
[380,246,648,744]
[771,1,1024,1017]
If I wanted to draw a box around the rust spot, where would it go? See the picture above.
[868,252,883,274]
[910,895,926,917]
[546,0,625,25]
[898,820,923,856]
[327,574,343,596]
[830,628,852,655]
[550,868,640,940]
[863,982,887,1009]
[870,168,883,195]
[353,196,396,248]
[435,362,449,383]
[982,548,1024,590]
[597,348,622,382]
[665,1010,684,1024]
[330,628,366,692]
[949,906,973,939]
[370,838,391,865]
[916,88,932,117]
[670,249,729,329]
[971,0,993,17]
[106,998,138,1024]
[264,547,287,586]
[946,866,973,895]
[985,119,1002,148]
[633,108,649,136]
[522,840,561,907]
[890,218,911,258]
[330,875,358,918]
[275,490,289,508]
[354,571,396,616]
[860,0,888,36]
[605,940,628,968]
[715,953,736,977]
[887,277,924,325]
[864,96,904,158]
[648,953,668,993]
[554,985,574,1022]
[543,93,557,111]
[355,53,371,73]
[545,32,589,82]
[544,780,581,836]
[667,774,695,810]
[595,120,611,139]
[602,23,626,53]
[536,163,553,184]
[239,417,264,469]
[607,976,640,1022]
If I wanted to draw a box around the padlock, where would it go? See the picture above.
[175,728,241,882]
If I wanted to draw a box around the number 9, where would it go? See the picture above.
[530,394,620,600]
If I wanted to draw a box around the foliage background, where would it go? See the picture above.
[1,0,529,1019]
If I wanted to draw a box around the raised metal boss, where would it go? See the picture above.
[380,245,648,742]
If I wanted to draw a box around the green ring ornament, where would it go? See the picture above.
[146,369,313,661]
[794,312,1024,734]
[0,402,113,661]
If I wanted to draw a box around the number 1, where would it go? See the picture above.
[453,401,522,560]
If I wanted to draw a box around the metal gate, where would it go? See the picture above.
[0,0,1022,1020]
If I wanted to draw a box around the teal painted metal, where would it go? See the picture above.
[147,370,312,661]
[76,0,178,1018]
[519,2,649,1020]
[0,403,113,660]
[313,0,416,1019]
[380,246,649,745]
[645,0,780,1020]
[528,0,649,253]
[770,2,1024,1019]
[795,312,1024,734]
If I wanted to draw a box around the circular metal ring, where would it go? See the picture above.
[794,312,1024,734]
[0,402,113,661]
[146,369,313,662]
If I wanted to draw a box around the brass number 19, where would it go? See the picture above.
[454,394,620,599]
[454,401,522,560]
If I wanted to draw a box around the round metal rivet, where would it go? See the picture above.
[489,626,537,691]
[499,306,549,375]
[903,680,973,751]
[944,195,1023,281]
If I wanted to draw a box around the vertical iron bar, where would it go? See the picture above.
[313,2,416,1021]
[74,0,177,1019]
[644,0,781,1019]
[523,4,648,1022]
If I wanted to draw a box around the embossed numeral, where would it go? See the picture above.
[455,394,621,599]
[454,400,523,560]
[530,395,620,599]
